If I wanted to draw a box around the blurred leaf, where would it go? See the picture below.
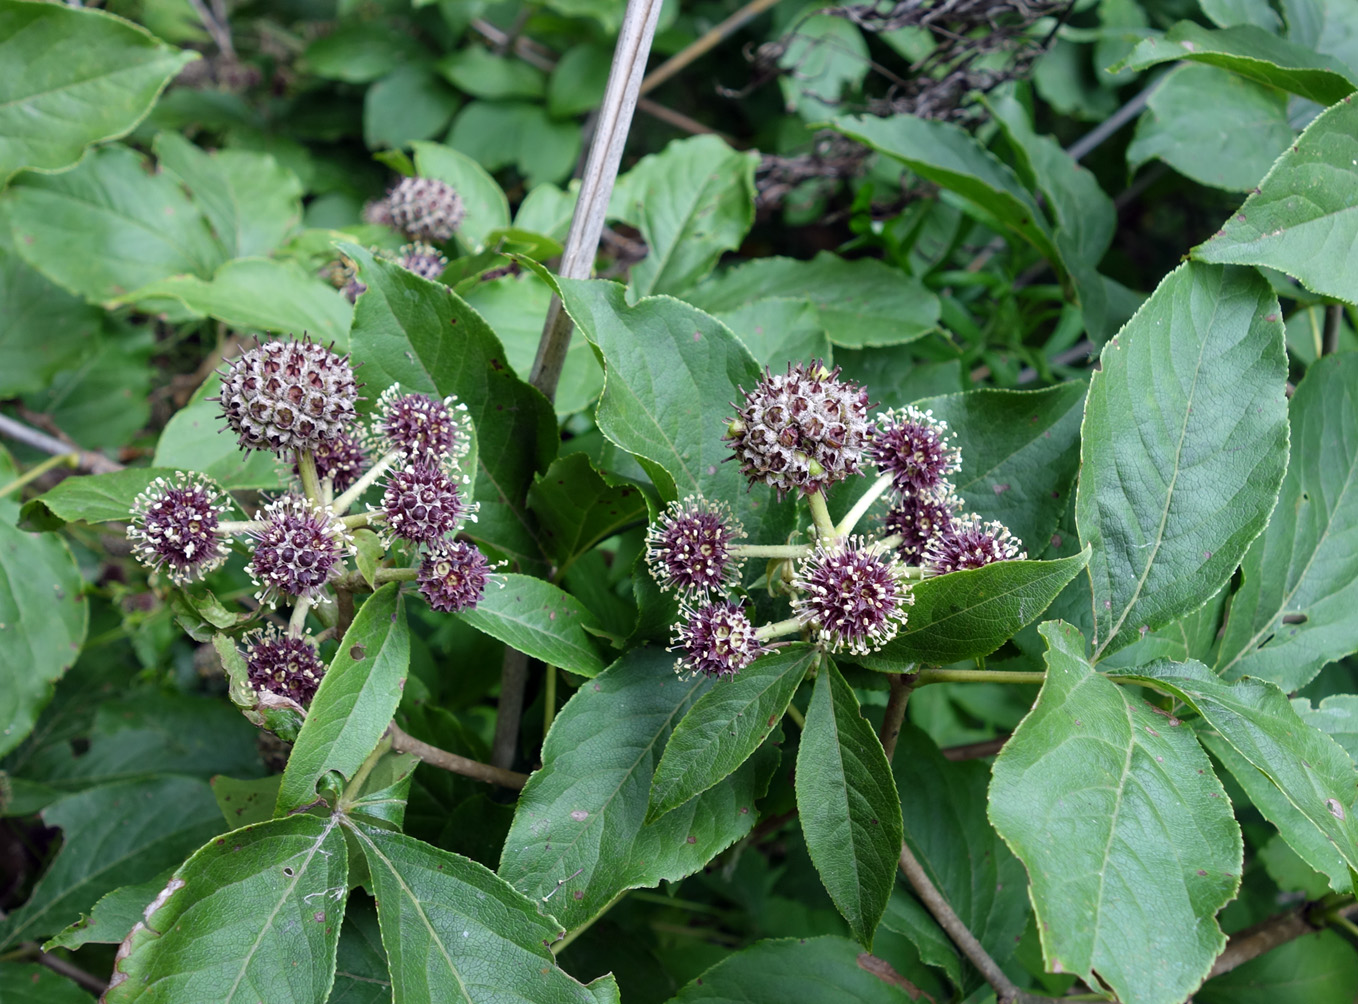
[1128,64,1294,192]
[778,13,868,122]
[1194,97,1358,305]
[0,521,87,759]
[105,815,347,1003]
[437,47,546,100]
[0,962,95,1003]
[0,1,195,183]
[549,43,611,117]
[796,660,902,947]
[3,144,222,302]
[667,936,915,1002]
[0,776,223,951]
[1203,0,1281,30]
[352,824,618,1003]
[1295,694,1358,763]
[527,453,649,570]
[457,573,607,678]
[1116,22,1356,103]
[449,100,580,189]
[650,646,815,821]
[1076,263,1288,660]
[498,646,772,932]
[304,22,423,82]
[713,298,831,367]
[365,66,461,150]
[687,253,939,349]
[45,871,170,950]
[22,329,152,449]
[989,622,1242,1004]
[610,135,758,300]
[277,585,410,814]
[1197,929,1358,1004]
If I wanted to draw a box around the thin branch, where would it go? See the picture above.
[492,648,531,770]
[187,0,236,59]
[529,0,666,401]
[388,723,528,789]
[0,414,123,474]
[897,843,1038,1004]
[941,735,1008,761]
[0,453,77,499]
[20,943,106,995]
[640,0,785,94]
[1323,302,1343,356]
[879,673,914,762]
[1207,899,1358,979]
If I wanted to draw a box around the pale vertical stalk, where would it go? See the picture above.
[332,450,401,515]
[806,490,835,539]
[834,473,894,537]
[296,450,322,504]
[529,0,666,401]
[287,596,313,638]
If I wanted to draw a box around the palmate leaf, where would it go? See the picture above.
[796,660,902,948]
[105,815,348,1004]
[1076,262,1288,660]
[1215,355,1358,690]
[988,622,1242,1004]
[350,824,619,1003]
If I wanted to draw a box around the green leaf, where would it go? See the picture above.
[277,585,410,815]
[304,22,422,83]
[364,66,461,151]
[526,453,649,571]
[448,101,581,190]
[352,529,383,591]
[45,871,172,950]
[552,276,794,546]
[1109,659,1358,881]
[857,549,1090,670]
[351,823,617,1003]
[22,328,152,449]
[548,43,611,117]
[153,132,302,258]
[831,114,1063,268]
[211,775,283,830]
[878,890,961,990]
[0,777,223,951]
[796,660,902,947]
[649,646,816,822]
[2,144,222,302]
[916,383,1087,557]
[1202,0,1281,31]
[610,135,758,299]
[120,257,353,348]
[20,468,185,530]
[1295,695,1358,763]
[0,520,87,759]
[0,1,195,184]
[1115,22,1357,104]
[1196,929,1358,1004]
[1127,64,1295,192]
[1193,97,1358,306]
[1076,262,1289,660]
[346,246,557,569]
[456,573,606,678]
[988,622,1242,1004]
[152,374,284,491]
[712,298,831,367]
[893,724,1029,982]
[686,252,940,349]
[1215,356,1358,689]
[0,962,95,1003]
[410,141,511,252]
[332,898,391,1004]
[437,47,546,99]
[105,815,347,1003]
[778,14,868,122]
[667,935,911,1002]
[498,646,771,931]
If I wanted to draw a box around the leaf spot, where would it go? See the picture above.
[570,810,588,821]
[1328,799,1346,820]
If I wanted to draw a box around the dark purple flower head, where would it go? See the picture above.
[867,406,962,494]
[385,177,465,242]
[883,486,962,564]
[645,496,744,599]
[214,337,360,456]
[245,628,325,705]
[671,600,768,679]
[248,496,351,604]
[417,539,496,612]
[397,242,448,282]
[379,462,474,545]
[128,472,230,585]
[726,360,871,498]
[793,536,913,655]
[924,514,1025,574]
[295,430,368,494]
[374,385,472,466]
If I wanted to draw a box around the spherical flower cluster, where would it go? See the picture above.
[924,515,1026,573]
[645,496,743,599]
[215,337,359,456]
[297,430,368,494]
[397,242,448,282]
[725,361,870,498]
[379,463,474,545]
[127,473,230,585]
[671,600,768,679]
[245,629,325,705]
[417,539,495,612]
[248,496,351,603]
[868,407,961,494]
[793,537,913,655]
[385,177,465,242]
[883,487,961,564]
[373,385,472,466]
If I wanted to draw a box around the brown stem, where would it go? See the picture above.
[335,587,355,640]
[19,942,106,994]
[492,648,531,769]
[1323,302,1343,356]
[879,674,914,762]
[856,952,936,1001]
[388,723,528,789]
[897,842,1038,1004]
[639,0,784,94]
[1207,899,1358,980]
[941,736,1009,761]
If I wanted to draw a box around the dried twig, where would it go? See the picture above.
[0,415,123,474]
